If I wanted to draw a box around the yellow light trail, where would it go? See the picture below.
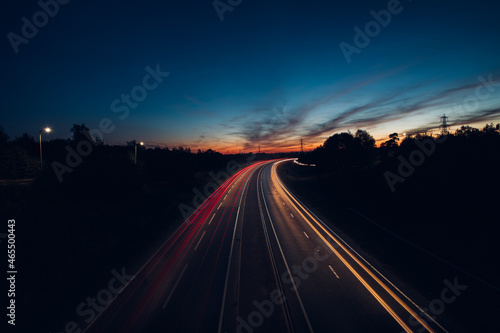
[270,159,436,333]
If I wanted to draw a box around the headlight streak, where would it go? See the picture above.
[276,162,449,332]
[271,159,438,333]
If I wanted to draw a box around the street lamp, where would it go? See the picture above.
[39,127,51,167]
[134,141,144,165]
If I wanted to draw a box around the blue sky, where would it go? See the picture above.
[1,0,499,152]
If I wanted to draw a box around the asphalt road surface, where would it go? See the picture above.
[83,159,448,333]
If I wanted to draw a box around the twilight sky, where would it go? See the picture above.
[2,0,500,152]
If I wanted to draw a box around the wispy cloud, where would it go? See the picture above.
[403,107,500,135]
[229,66,414,149]
[211,67,500,151]
[452,107,500,125]
[303,74,500,140]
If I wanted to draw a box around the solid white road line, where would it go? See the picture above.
[162,264,188,309]
[194,231,206,252]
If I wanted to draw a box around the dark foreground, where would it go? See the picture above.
[277,155,500,332]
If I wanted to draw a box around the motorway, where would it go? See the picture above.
[83,159,448,333]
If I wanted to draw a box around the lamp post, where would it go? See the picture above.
[134,141,144,164]
[39,127,51,167]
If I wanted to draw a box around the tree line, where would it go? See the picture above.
[299,123,500,173]
[0,123,290,182]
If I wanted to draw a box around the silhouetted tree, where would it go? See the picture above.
[482,123,500,136]
[455,125,479,137]
[13,133,35,150]
[324,132,356,151]
[381,132,399,148]
[399,134,415,149]
[314,132,361,170]
[94,136,104,146]
[126,140,137,147]
[70,123,92,142]
[354,129,375,149]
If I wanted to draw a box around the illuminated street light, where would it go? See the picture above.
[39,127,52,167]
[134,141,144,165]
